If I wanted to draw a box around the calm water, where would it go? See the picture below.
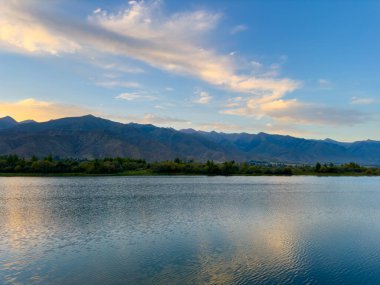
[1,176,380,284]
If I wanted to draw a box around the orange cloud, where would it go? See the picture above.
[0,1,79,54]
[0,98,92,122]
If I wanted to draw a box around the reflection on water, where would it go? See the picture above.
[1,176,380,284]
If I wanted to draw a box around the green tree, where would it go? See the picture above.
[315,162,321,172]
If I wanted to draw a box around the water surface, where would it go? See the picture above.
[1,176,380,284]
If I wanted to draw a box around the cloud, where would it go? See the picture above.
[0,98,92,122]
[194,90,212,104]
[225,102,240,108]
[318,79,333,89]
[223,99,370,126]
[116,92,156,101]
[91,58,145,74]
[230,24,247,35]
[0,0,298,104]
[3,0,335,131]
[110,113,191,128]
[93,8,102,14]
[137,113,191,125]
[263,122,317,137]
[0,1,80,54]
[196,122,242,132]
[224,96,243,108]
[96,80,140,88]
[0,98,189,128]
[351,96,376,105]
[154,102,175,110]
[251,61,263,69]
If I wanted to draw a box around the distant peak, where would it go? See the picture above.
[19,119,36,124]
[82,114,96,118]
[54,114,104,121]
[0,116,18,129]
[180,128,197,133]
[0,116,17,123]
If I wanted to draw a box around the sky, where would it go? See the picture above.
[0,0,379,141]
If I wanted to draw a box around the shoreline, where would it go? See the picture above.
[0,172,379,177]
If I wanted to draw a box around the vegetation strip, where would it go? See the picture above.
[0,155,379,176]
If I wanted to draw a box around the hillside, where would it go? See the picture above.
[0,115,379,164]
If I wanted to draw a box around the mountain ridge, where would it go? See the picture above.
[0,115,379,165]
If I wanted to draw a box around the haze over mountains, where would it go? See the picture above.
[0,115,379,165]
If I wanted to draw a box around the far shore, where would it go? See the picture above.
[0,172,379,177]
[1,156,379,177]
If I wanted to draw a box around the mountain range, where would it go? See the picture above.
[0,115,379,165]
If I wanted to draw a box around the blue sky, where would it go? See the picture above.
[0,0,379,141]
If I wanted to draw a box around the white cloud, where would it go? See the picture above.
[91,59,145,74]
[154,102,175,110]
[194,90,212,104]
[318,78,333,89]
[222,98,370,126]
[109,113,191,128]
[263,122,318,137]
[225,102,240,108]
[96,81,140,88]
[251,61,263,69]
[351,96,376,105]
[196,122,242,132]
[116,92,156,101]
[138,113,191,125]
[230,24,247,35]
[93,8,102,14]
[224,96,243,108]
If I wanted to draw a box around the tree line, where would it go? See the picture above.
[0,155,379,176]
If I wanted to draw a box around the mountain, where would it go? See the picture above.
[0,115,379,165]
[0,116,18,130]
[0,116,36,130]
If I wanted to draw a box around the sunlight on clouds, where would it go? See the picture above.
[0,98,191,129]
[196,123,242,132]
[263,122,318,137]
[17,98,51,107]
[139,113,191,125]
[109,113,191,129]
[90,1,298,98]
[0,0,299,106]
[0,98,91,122]
[93,1,220,39]
[223,98,369,126]
[194,90,212,104]
[0,1,79,54]
[4,0,367,130]
[262,100,369,125]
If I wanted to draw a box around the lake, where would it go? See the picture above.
[1,176,380,284]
